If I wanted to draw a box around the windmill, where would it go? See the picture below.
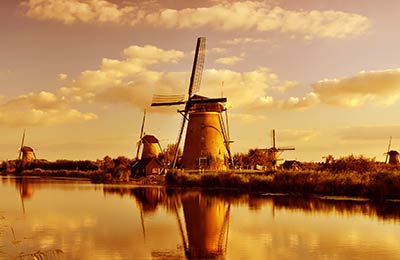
[151,37,232,170]
[265,129,295,169]
[135,109,162,160]
[18,129,37,162]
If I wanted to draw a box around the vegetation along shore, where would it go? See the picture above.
[2,154,400,201]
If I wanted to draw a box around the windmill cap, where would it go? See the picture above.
[142,135,159,143]
[20,146,34,152]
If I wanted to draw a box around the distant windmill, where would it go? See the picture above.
[135,109,162,160]
[265,129,295,169]
[151,37,232,170]
[18,129,36,162]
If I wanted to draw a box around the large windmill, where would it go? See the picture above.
[151,37,232,170]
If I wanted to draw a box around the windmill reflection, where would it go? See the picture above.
[180,192,230,260]
[104,187,231,259]
[15,178,34,214]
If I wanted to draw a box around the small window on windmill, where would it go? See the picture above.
[199,157,208,167]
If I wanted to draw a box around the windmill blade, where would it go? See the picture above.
[385,136,392,163]
[190,97,227,104]
[151,94,186,107]
[219,113,233,168]
[172,112,188,168]
[188,37,206,97]
[136,110,146,160]
[271,129,276,149]
[18,129,26,160]
[277,146,295,151]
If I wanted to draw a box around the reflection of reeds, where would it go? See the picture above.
[165,170,400,201]
[0,216,64,260]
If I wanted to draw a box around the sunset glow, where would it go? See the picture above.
[1,0,400,162]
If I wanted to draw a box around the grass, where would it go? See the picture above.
[165,169,400,201]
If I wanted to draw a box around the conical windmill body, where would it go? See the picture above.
[136,110,161,160]
[152,37,231,170]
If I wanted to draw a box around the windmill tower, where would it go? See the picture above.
[266,129,295,169]
[151,37,232,171]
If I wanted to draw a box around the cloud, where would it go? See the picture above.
[20,0,137,25]
[230,113,267,122]
[0,91,96,127]
[248,92,319,111]
[222,37,271,45]
[277,129,320,142]
[338,125,400,141]
[58,73,68,81]
[312,69,400,107]
[21,0,370,39]
[201,67,298,108]
[215,55,243,65]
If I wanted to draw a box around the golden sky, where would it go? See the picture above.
[1,0,400,161]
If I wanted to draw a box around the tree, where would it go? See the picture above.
[158,143,182,166]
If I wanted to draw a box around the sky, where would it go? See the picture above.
[1,0,400,162]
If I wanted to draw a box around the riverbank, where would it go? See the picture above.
[3,166,400,201]
[165,169,400,201]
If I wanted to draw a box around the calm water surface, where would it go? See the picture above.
[1,176,400,259]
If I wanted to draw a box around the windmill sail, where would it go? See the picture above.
[136,109,146,160]
[188,37,206,97]
[18,129,26,160]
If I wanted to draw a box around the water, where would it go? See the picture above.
[1,176,400,260]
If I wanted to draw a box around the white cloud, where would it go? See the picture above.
[312,69,400,107]
[0,93,97,127]
[215,56,243,65]
[222,37,271,45]
[230,113,267,122]
[338,125,400,141]
[20,0,136,25]
[145,2,370,39]
[277,129,320,142]
[58,73,68,81]
[21,0,370,39]
[248,92,319,111]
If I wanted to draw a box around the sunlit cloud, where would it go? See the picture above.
[312,69,400,107]
[20,0,137,25]
[230,113,267,122]
[247,92,319,111]
[277,129,320,142]
[215,55,244,65]
[338,125,400,141]
[57,73,68,81]
[222,37,271,45]
[0,91,97,127]
[21,0,370,39]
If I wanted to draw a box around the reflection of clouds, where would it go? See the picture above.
[3,180,400,259]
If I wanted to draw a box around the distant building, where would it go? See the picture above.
[282,160,302,170]
[131,157,164,177]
